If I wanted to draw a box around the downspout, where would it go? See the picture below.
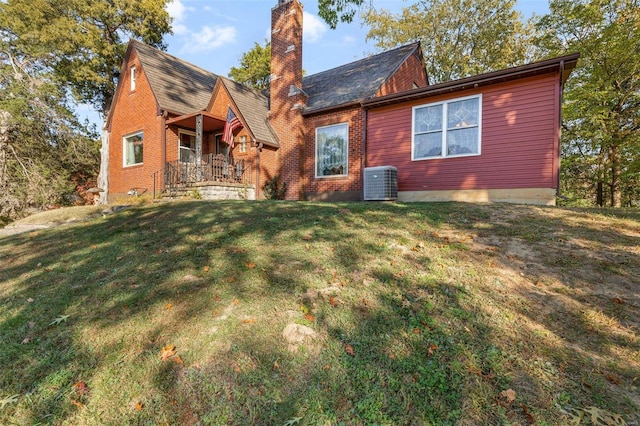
[556,60,565,198]
[256,142,263,200]
[161,110,167,191]
[361,107,368,201]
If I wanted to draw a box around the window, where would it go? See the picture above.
[412,95,481,160]
[130,66,136,91]
[316,123,348,177]
[123,132,143,166]
[238,135,247,153]
[179,131,196,163]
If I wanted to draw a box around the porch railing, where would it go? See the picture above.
[153,154,251,198]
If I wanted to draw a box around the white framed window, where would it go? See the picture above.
[412,94,482,161]
[179,130,196,163]
[123,132,143,166]
[315,123,348,178]
[130,65,136,91]
[238,135,247,153]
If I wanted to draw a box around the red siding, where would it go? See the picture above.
[366,73,561,191]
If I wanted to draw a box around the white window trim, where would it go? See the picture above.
[315,122,349,179]
[411,94,482,161]
[178,129,196,163]
[123,131,143,167]
[130,65,136,91]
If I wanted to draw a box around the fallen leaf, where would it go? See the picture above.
[21,337,31,344]
[160,344,177,361]
[305,313,315,322]
[227,276,236,283]
[520,403,535,425]
[500,388,516,403]
[49,315,70,326]
[273,360,279,370]
[70,399,84,408]
[233,299,239,305]
[427,343,439,356]
[0,394,19,409]
[344,343,355,357]
[246,262,256,269]
[73,381,89,396]
[165,303,173,310]
[388,353,396,359]
[203,265,210,272]
[605,373,622,385]
[135,401,144,411]
[323,364,331,370]
[242,318,257,324]
[172,355,184,365]
[233,364,241,372]
[27,298,34,303]
[330,246,335,252]
[302,234,312,241]
[612,297,625,305]
[413,327,421,334]
[329,296,337,307]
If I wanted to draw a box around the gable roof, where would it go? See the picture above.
[218,77,279,148]
[301,42,422,114]
[130,39,218,115]
[362,53,580,109]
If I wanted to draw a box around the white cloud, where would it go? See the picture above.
[303,11,327,43]
[342,35,357,45]
[181,26,238,54]
[166,0,190,36]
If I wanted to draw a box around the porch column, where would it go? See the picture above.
[195,113,203,181]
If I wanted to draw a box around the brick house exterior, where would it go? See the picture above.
[104,0,576,205]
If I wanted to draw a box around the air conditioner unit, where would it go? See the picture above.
[363,166,398,201]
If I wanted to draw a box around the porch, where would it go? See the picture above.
[152,154,254,199]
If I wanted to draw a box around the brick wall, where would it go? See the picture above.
[269,0,305,200]
[378,50,428,96]
[302,106,364,200]
[108,49,163,200]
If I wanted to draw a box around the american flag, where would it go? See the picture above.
[222,107,242,148]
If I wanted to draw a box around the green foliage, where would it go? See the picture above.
[363,0,533,83]
[0,0,172,114]
[535,0,640,207]
[228,41,272,91]
[318,0,367,29]
[262,175,288,200]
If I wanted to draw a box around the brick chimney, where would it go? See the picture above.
[270,0,305,200]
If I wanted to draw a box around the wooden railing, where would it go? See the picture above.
[152,154,251,198]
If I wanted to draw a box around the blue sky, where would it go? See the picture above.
[82,0,550,126]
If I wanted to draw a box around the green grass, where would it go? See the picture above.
[1,201,638,425]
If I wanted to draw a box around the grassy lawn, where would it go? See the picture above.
[0,201,638,425]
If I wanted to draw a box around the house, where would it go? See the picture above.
[104,0,577,205]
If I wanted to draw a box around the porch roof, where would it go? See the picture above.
[166,111,226,132]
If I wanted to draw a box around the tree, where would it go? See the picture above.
[0,0,172,214]
[318,0,370,29]
[362,0,533,83]
[229,41,272,91]
[536,0,640,207]
[0,47,99,221]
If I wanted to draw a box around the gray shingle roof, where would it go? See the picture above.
[131,40,218,115]
[302,42,420,113]
[221,77,279,148]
